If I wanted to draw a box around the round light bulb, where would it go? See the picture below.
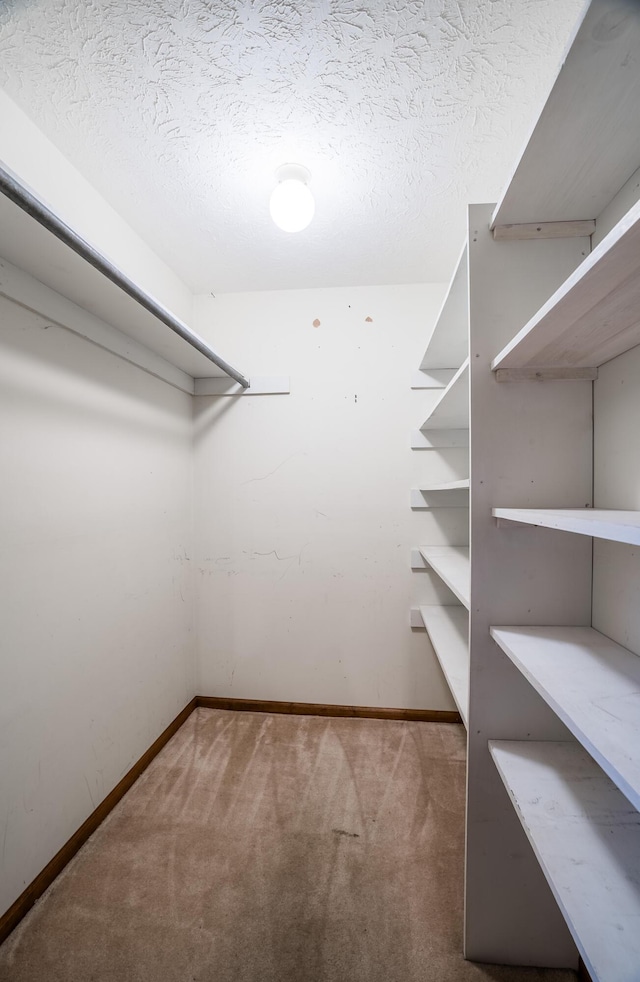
[269,165,315,233]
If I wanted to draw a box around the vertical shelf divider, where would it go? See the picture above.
[464,203,593,967]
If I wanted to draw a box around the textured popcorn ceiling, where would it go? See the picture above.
[0,0,585,293]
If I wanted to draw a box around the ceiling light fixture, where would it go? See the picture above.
[269,163,315,233]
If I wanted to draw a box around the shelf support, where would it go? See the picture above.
[493,221,595,242]
[495,367,597,382]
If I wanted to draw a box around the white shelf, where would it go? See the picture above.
[420,242,468,371]
[418,546,470,609]
[491,626,640,810]
[410,485,468,509]
[417,479,469,491]
[492,0,640,228]
[411,429,468,450]
[492,199,640,373]
[493,508,640,546]
[490,740,640,982]
[420,605,469,726]
[420,358,469,430]
[411,369,456,390]
[0,194,225,379]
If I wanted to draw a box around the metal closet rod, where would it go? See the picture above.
[0,161,249,388]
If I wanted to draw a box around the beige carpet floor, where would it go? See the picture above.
[0,708,577,982]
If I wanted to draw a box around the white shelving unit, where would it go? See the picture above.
[420,605,469,725]
[490,740,640,982]
[411,244,470,725]
[461,1,640,974]
[414,8,640,964]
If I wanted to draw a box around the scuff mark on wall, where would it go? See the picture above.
[84,775,96,809]
[1,812,9,862]
[248,543,310,581]
[251,549,299,562]
[240,451,306,486]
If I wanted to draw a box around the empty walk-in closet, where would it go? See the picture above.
[1,1,639,980]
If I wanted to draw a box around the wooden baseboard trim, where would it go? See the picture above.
[0,697,197,946]
[196,695,461,724]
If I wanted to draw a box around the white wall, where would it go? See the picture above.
[192,283,460,710]
[0,291,195,917]
[593,343,640,654]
